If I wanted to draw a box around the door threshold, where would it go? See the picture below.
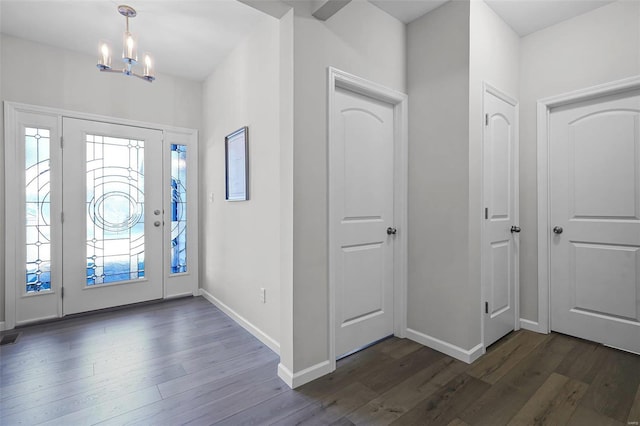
[16,296,193,329]
[337,334,394,361]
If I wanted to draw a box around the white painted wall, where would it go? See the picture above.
[201,16,283,348]
[1,36,202,129]
[407,0,472,351]
[469,0,520,341]
[0,35,202,325]
[406,0,519,356]
[519,0,640,322]
[287,0,405,375]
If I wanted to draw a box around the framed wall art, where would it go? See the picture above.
[225,126,249,201]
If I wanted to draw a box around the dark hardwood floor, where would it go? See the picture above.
[1,296,639,425]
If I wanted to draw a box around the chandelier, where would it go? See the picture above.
[96,5,155,82]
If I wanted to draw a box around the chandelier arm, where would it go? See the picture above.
[99,67,125,74]
[132,71,155,82]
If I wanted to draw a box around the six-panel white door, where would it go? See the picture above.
[550,89,640,354]
[483,89,519,347]
[332,87,395,357]
[62,118,164,315]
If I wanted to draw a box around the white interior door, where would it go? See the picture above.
[332,86,395,357]
[482,88,518,347]
[62,118,164,315]
[550,89,640,354]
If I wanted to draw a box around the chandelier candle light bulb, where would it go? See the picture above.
[143,53,155,80]
[98,40,112,70]
[97,4,155,82]
[123,31,137,63]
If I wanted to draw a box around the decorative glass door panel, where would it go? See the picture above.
[86,134,146,285]
[170,144,187,274]
[25,127,52,293]
[62,118,163,315]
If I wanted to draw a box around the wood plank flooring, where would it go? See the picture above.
[1,296,639,425]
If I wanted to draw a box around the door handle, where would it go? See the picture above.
[553,226,563,234]
[387,227,397,235]
[510,226,521,233]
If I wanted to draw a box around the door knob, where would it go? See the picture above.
[553,226,563,234]
[510,226,521,233]
[387,227,397,235]
[154,221,161,227]
[154,209,161,216]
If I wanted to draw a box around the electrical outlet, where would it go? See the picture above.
[260,288,266,304]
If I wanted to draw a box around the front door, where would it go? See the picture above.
[550,89,640,353]
[482,88,519,347]
[62,118,164,314]
[332,86,395,357]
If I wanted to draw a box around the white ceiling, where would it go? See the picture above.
[370,0,616,35]
[483,0,616,36]
[0,0,270,81]
[369,0,448,23]
[0,0,619,82]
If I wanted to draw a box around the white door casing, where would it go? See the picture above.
[62,118,164,315]
[548,89,640,354]
[482,84,519,348]
[4,102,198,329]
[328,67,408,368]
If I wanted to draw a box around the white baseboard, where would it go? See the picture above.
[519,318,547,333]
[406,328,484,364]
[278,360,332,389]
[199,288,280,355]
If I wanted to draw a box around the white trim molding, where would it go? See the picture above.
[199,288,280,355]
[406,328,484,364]
[484,82,519,107]
[0,322,6,332]
[536,75,640,334]
[327,66,409,373]
[277,360,332,389]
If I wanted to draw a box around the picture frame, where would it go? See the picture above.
[225,126,249,201]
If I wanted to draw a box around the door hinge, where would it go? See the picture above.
[60,136,63,149]
[485,113,490,126]
[485,301,489,314]
[61,287,64,298]
[485,208,488,220]
[61,212,64,223]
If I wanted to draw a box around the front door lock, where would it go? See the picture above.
[387,227,397,235]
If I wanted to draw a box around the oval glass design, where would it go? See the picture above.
[86,135,145,285]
